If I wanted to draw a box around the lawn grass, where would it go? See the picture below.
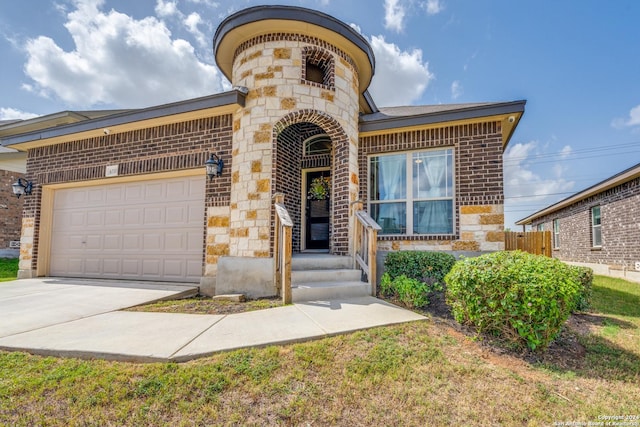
[0,258,18,282]
[126,296,283,315]
[1,275,639,425]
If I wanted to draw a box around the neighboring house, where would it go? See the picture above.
[0,145,25,257]
[517,162,640,283]
[0,6,525,296]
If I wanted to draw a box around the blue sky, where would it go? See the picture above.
[1,0,639,229]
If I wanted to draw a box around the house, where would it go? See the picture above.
[517,162,640,283]
[0,144,25,258]
[0,5,525,297]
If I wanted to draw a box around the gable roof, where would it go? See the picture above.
[516,161,640,225]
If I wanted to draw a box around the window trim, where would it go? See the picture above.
[553,218,560,249]
[367,148,455,237]
[591,205,602,248]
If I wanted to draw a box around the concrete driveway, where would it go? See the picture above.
[0,278,198,338]
[0,278,425,363]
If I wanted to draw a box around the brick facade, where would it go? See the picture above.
[19,115,233,275]
[0,170,24,249]
[359,121,505,252]
[532,176,640,271]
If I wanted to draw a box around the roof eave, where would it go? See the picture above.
[1,90,246,150]
[516,162,640,225]
[359,100,526,147]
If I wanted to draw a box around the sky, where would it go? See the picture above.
[1,0,639,229]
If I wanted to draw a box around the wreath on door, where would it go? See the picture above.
[307,176,331,200]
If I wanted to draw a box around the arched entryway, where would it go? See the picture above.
[273,111,352,255]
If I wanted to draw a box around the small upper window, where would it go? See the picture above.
[302,47,334,89]
[536,223,544,231]
[304,134,331,156]
[591,206,602,247]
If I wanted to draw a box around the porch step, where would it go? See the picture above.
[291,268,362,284]
[291,254,353,270]
[291,254,369,302]
[292,281,370,302]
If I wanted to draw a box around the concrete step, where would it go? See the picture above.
[292,254,353,270]
[291,268,362,284]
[292,281,370,302]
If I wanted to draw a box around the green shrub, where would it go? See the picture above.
[381,251,455,309]
[444,251,581,351]
[383,251,456,287]
[380,273,434,308]
[570,265,593,312]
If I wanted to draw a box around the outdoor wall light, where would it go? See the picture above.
[12,178,33,198]
[205,153,224,179]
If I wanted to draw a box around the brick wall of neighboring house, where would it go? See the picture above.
[0,169,24,249]
[532,176,640,271]
[20,114,233,273]
[359,121,505,253]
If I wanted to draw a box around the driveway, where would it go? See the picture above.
[0,278,425,362]
[0,278,198,338]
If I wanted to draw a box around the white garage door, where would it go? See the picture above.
[50,176,205,282]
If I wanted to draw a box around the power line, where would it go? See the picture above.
[504,141,640,163]
[504,191,575,200]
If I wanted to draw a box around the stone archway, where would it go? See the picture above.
[273,110,353,256]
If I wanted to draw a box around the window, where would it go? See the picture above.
[304,134,331,155]
[369,148,454,235]
[553,219,560,249]
[536,223,544,231]
[591,206,602,247]
[302,47,334,88]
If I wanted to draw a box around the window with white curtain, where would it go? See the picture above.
[369,148,454,235]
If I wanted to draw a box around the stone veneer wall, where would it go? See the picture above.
[19,115,233,278]
[532,176,640,272]
[0,170,24,250]
[228,33,361,258]
[359,122,505,253]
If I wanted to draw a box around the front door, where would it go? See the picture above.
[304,170,330,250]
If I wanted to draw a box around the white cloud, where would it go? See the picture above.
[186,0,219,7]
[423,0,444,15]
[155,0,179,18]
[184,12,207,47]
[0,107,38,121]
[22,0,226,109]
[367,35,434,106]
[612,104,640,129]
[503,141,576,228]
[451,80,462,100]
[384,0,406,33]
[559,145,572,158]
[504,141,575,199]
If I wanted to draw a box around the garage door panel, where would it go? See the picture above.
[104,210,122,226]
[50,176,205,282]
[103,235,121,250]
[85,235,102,250]
[86,211,104,227]
[144,207,164,225]
[143,234,162,250]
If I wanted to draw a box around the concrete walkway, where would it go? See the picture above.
[0,278,425,362]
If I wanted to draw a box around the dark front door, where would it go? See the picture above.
[305,170,330,250]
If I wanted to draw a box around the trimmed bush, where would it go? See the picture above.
[380,273,432,308]
[381,251,456,308]
[570,265,593,312]
[384,251,456,286]
[444,251,581,351]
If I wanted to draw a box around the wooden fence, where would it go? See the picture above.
[504,231,552,257]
